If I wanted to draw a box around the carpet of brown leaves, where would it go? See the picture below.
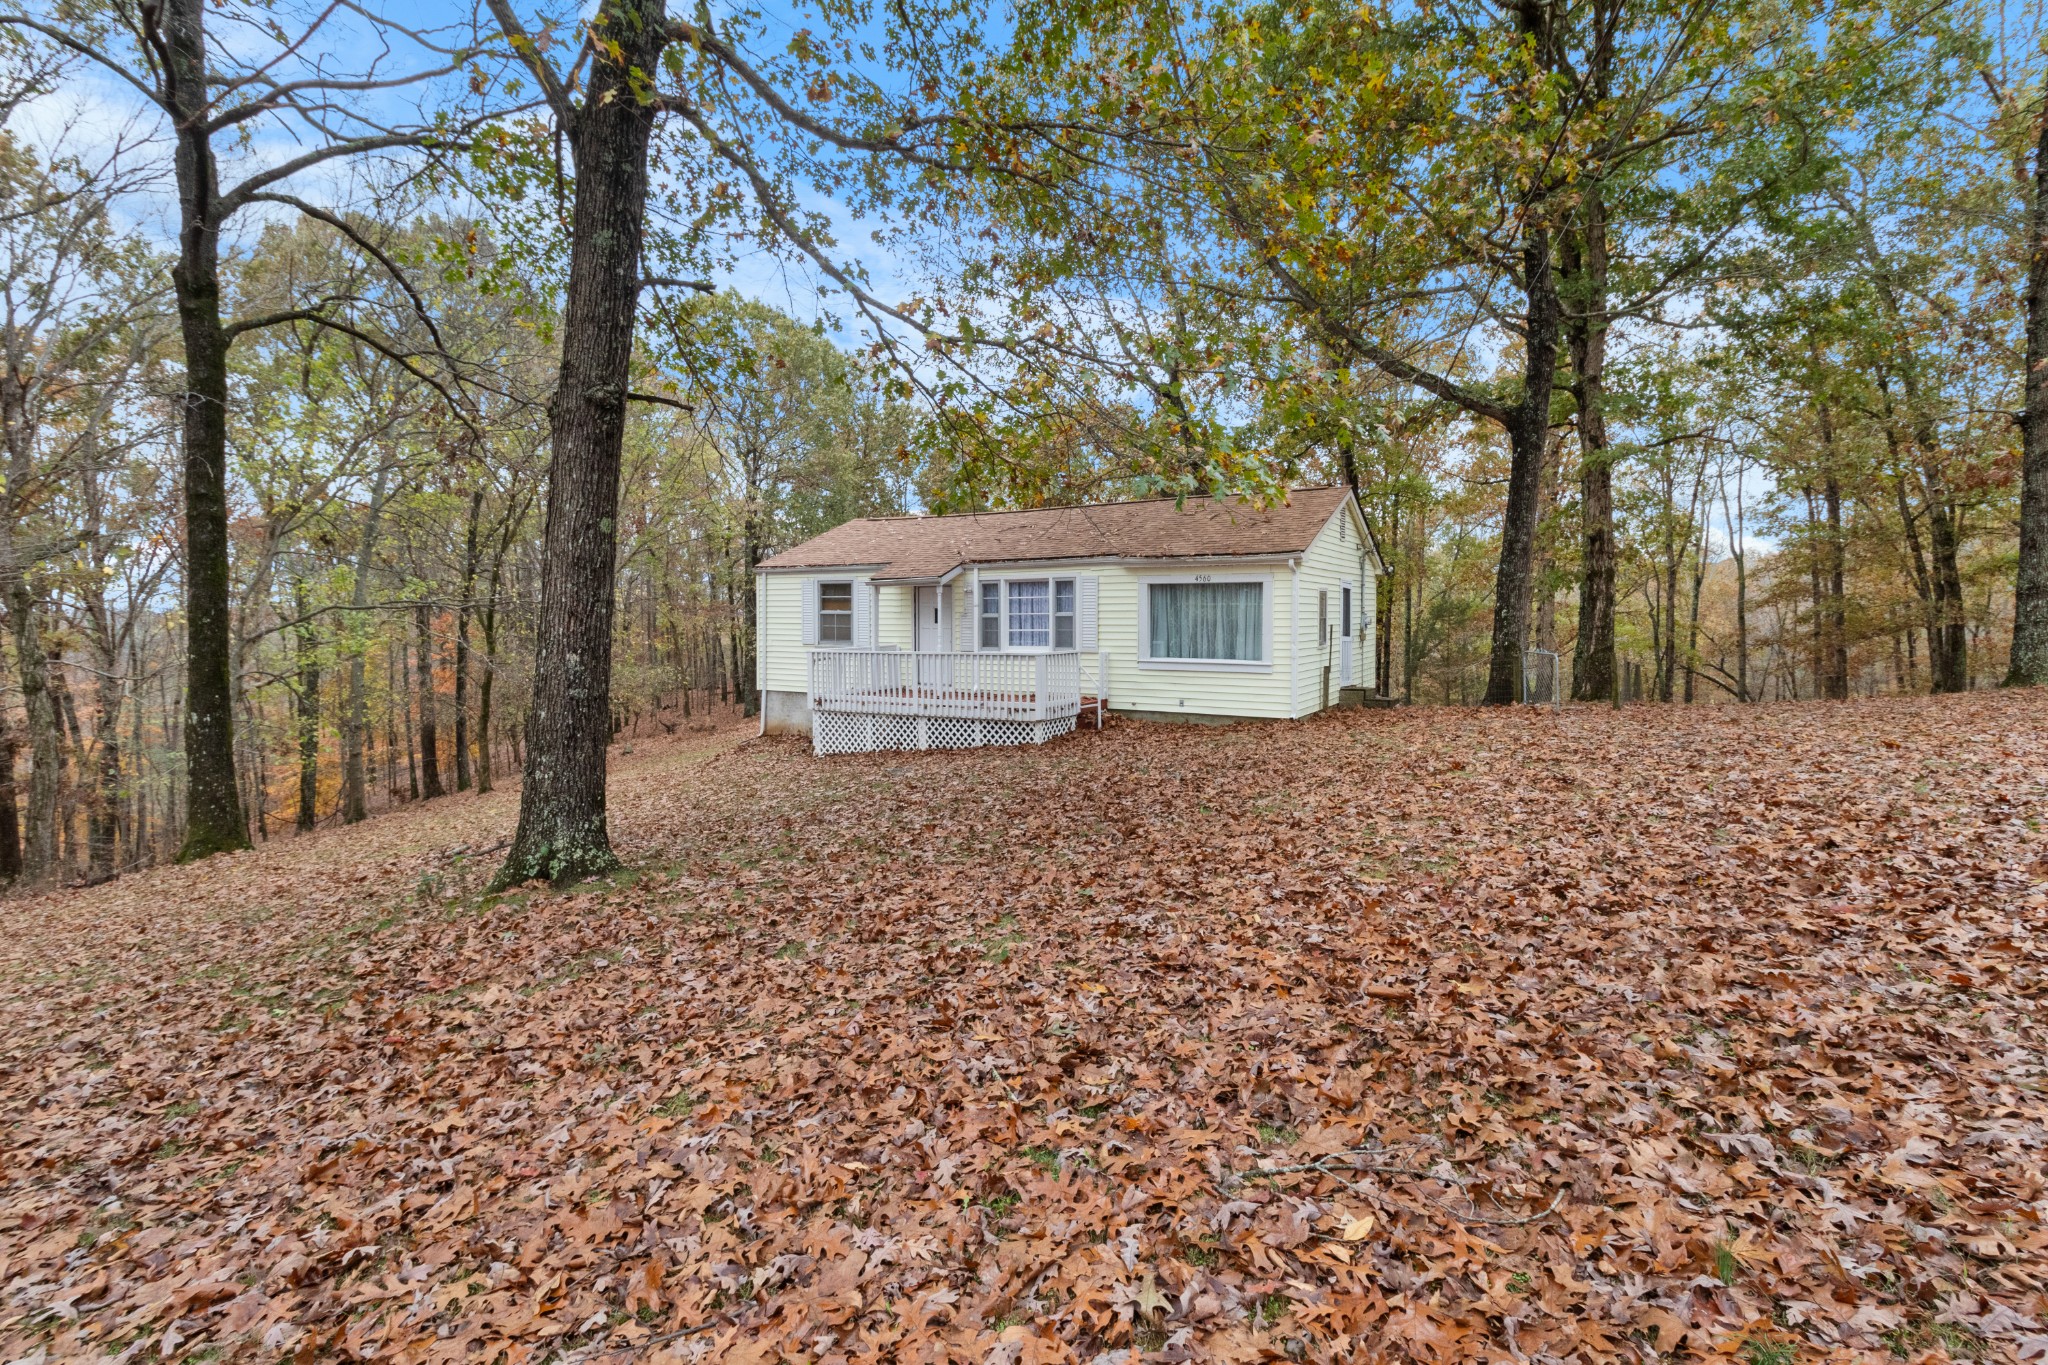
[3,694,2046,1365]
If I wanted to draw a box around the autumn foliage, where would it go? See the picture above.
[2,695,2044,1362]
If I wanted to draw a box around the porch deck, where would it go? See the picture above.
[807,649,1106,754]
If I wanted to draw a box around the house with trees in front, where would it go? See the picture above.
[754,487,1384,753]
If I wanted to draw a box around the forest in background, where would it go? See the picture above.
[0,0,2042,883]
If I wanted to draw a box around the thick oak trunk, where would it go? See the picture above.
[492,0,666,889]
[165,0,248,860]
[1564,197,1616,702]
[1483,228,1560,705]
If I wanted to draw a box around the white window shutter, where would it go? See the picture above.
[801,578,818,646]
[959,575,977,649]
[853,579,874,647]
[1076,575,1099,651]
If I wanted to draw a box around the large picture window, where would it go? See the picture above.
[818,581,854,644]
[1147,581,1264,662]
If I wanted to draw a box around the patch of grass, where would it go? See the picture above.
[981,1190,1021,1218]
[1506,1271,1532,1295]
[1184,1244,1218,1268]
[1079,1103,1110,1119]
[1740,1338,1796,1365]
[772,940,806,960]
[654,1090,700,1118]
[162,1100,199,1119]
[1258,1293,1292,1326]
[1020,1145,1060,1174]
[1713,1239,1741,1286]
[1256,1122,1299,1147]
[1883,1316,1985,1360]
[1787,1145,1837,1174]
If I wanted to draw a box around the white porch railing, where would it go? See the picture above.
[809,649,1085,723]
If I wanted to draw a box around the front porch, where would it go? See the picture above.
[807,649,1107,755]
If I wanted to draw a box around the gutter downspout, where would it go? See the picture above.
[1288,557,1301,719]
[756,571,766,737]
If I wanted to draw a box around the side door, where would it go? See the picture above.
[1340,580,1355,686]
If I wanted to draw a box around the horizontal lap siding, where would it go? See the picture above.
[759,574,908,697]
[877,583,914,650]
[1292,505,1376,713]
[759,574,810,694]
[1098,565,1297,720]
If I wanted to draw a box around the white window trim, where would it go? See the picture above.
[813,577,859,648]
[1137,572,1274,672]
[974,573,1083,653]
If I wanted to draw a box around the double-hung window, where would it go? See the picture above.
[818,581,854,644]
[979,581,1001,649]
[1007,580,1050,647]
[1146,580,1265,663]
[1053,579,1076,648]
[977,576,1079,650]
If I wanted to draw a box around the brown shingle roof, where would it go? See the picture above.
[756,487,1355,582]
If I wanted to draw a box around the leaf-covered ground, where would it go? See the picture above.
[3,694,2045,1365]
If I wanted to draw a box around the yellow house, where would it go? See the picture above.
[753,487,1385,753]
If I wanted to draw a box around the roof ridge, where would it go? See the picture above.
[849,485,1343,526]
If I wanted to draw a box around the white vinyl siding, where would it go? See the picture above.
[1082,569,1287,718]
[754,492,1377,722]
[1290,501,1377,712]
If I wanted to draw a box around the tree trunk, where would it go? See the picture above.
[415,601,444,798]
[0,645,19,882]
[164,0,248,861]
[1804,486,1826,697]
[1823,472,1848,698]
[402,638,418,800]
[1564,198,1616,702]
[88,644,122,880]
[492,0,668,889]
[339,467,389,823]
[454,488,481,792]
[1925,488,1968,692]
[1722,468,1750,702]
[7,594,59,880]
[1484,226,1560,705]
[476,540,508,794]
[295,584,321,833]
[2011,88,2048,686]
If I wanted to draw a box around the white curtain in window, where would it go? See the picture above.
[1008,580,1050,647]
[1149,582,1262,660]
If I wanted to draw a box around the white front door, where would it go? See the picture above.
[1340,580,1356,686]
[914,586,942,652]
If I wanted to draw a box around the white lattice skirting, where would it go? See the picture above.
[812,709,1077,755]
